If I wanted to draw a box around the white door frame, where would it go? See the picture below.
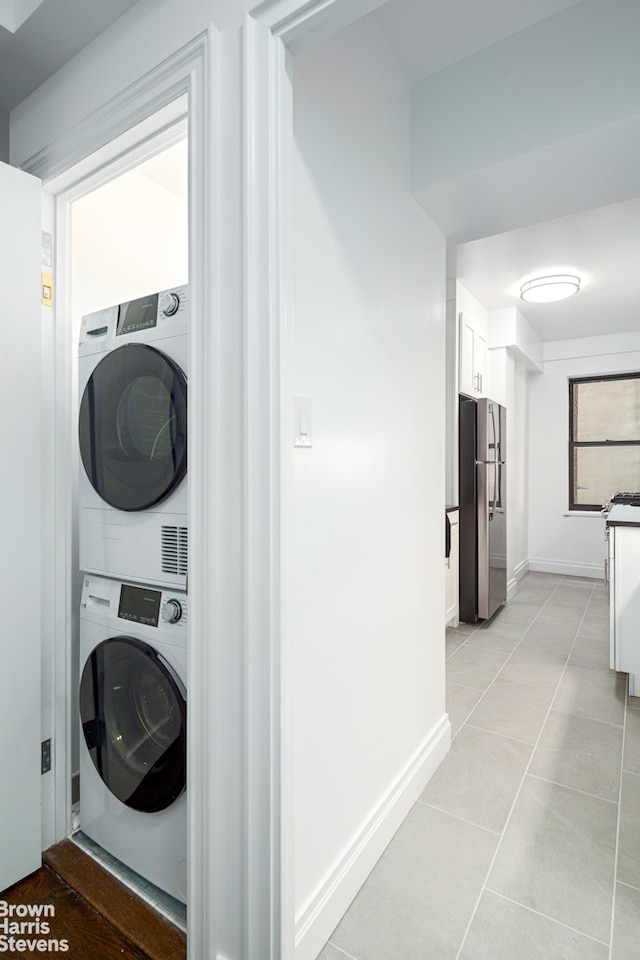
[244,2,394,957]
[40,98,190,855]
[21,28,221,960]
[18,0,389,955]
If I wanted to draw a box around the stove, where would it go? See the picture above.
[602,492,640,518]
[611,492,640,507]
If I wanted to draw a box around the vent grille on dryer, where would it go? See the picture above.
[161,525,188,576]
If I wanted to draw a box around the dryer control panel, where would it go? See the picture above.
[116,288,186,336]
[78,284,189,358]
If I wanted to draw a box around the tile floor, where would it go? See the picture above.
[317,572,640,960]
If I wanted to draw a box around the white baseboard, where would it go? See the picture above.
[528,557,605,580]
[294,714,451,960]
[507,559,530,599]
[513,559,529,580]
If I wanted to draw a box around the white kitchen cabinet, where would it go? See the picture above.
[608,511,640,694]
[459,311,487,397]
[445,509,459,626]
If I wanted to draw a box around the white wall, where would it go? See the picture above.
[490,347,530,590]
[72,167,188,318]
[292,16,448,959]
[489,307,543,372]
[513,360,530,581]
[487,308,538,591]
[528,332,640,577]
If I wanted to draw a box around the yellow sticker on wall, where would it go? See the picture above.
[42,272,53,307]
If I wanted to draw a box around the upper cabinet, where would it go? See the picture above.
[445,284,491,505]
[459,311,487,397]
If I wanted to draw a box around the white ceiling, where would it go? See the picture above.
[374,0,583,82]
[453,198,640,343]
[372,0,640,343]
[2,0,637,345]
[0,0,142,112]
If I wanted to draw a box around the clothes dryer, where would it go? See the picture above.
[78,574,187,903]
[78,286,188,589]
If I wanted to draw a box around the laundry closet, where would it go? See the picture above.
[68,132,189,922]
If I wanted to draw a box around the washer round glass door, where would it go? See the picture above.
[79,343,187,511]
[80,637,186,812]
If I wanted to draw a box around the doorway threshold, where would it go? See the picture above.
[44,838,186,960]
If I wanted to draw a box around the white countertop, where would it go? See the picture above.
[607,504,640,526]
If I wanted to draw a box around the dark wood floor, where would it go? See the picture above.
[1,841,186,960]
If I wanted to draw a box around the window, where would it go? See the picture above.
[569,373,640,510]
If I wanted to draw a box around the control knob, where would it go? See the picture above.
[161,599,183,624]
[159,292,180,316]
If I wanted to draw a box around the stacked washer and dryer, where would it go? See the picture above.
[77,286,189,904]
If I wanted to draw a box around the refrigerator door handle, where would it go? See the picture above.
[487,461,497,521]
[477,461,490,617]
[490,405,498,461]
[491,464,498,519]
[487,464,496,523]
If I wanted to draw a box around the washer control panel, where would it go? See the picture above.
[161,598,183,624]
[117,584,188,629]
[81,576,188,631]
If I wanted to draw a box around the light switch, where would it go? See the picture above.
[294,396,312,447]
[41,272,53,307]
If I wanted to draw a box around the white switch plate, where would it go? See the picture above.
[294,396,312,447]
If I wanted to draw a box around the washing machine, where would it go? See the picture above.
[78,285,188,589]
[78,574,188,903]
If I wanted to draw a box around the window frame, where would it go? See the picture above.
[568,371,640,511]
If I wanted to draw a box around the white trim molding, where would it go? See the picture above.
[507,559,529,598]
[250,0,390,52]
[243,12,288,960]
[529,558,605,580]
[20,34,206,184]
[294,717,451,960]
[21,28,221,960]
[244,2,405,955]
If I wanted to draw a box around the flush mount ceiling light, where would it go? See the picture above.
[520,273,581,303]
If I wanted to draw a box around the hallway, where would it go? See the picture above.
[318,572,638,960]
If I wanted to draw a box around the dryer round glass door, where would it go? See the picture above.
[80,637,186,812]
[79,343,187,511]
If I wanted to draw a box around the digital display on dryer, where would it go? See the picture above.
[118,584,162,627]
[117,293,159,335]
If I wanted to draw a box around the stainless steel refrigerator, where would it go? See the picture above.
[459,395,507,622]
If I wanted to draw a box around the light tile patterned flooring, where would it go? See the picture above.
[317,572,640,960]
